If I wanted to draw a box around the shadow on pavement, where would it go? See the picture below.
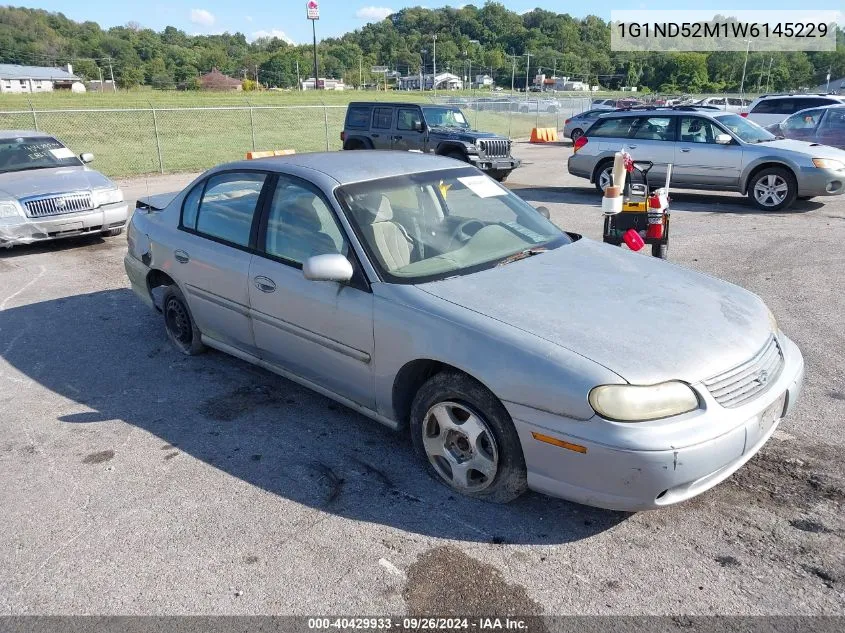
[1,289,629,544]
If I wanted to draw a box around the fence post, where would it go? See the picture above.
[149,102,164,174]
[323,101,330,151]
[246,98,256,151]
[508,106,512,139]
[28,101,38,130]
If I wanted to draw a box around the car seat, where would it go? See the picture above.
[268,195,337,262]
[352,193,413,270]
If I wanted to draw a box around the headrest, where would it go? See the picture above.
[374,195,393,222]
[287,196,321,230]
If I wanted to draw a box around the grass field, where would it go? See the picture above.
[0,89,587,177]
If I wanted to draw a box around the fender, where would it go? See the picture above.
[435,140,478,158]
[739,157,799,194]
[343,135,374,150]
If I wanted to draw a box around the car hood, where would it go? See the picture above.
[429,127,506,141]
[418,239,772,385]
[753,138,845,159]
[0,166,114,200]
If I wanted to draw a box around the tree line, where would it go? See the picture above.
[0,4,842,93]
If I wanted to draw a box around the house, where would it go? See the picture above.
[474,74,494,88]
[301,77,346,91]
[199,68,243,91]
[0,64,85,93]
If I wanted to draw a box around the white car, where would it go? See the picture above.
[744,94,845,127]
[694,97,750,113]
[591,98,617,111]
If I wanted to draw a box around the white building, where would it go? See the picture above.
[300,77,345,91]
[474,74,494,88]
[398,72,463,91]
[0,64,85,94]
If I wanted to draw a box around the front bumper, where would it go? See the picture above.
[509,333,805,511]
[795,166,845,197]
[469,155,521,173]
[0,202,129,246]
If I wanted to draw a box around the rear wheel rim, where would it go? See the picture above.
[421,401,499,493]
[753,174,789,207]
[598,167,612,191]
[165,297,192,346]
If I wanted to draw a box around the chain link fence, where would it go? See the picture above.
[0,95,595,178]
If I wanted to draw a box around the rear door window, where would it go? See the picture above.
[346,106,370,129]
[630,116,674,141]
[372,107,393,130]
[193,172,267,247]
[587,117,638,138]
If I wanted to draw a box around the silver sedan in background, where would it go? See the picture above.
[0,131,127,246]
[125,152,804,511]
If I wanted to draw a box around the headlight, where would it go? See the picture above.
[767,308,778,334]
[588,381,699,422]
[0,200,23,220]
[92,188,123,207]
[812,158,845,170]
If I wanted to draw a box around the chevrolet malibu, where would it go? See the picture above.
[124,152,804,511]
[0,130,127,246]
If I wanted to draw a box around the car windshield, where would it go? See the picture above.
[714,114,776,143]
[0,136,81,173]
[336,167,571,283]
[422,107,470,128]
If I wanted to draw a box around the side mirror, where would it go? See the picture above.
[534,205,551,220]
[303,253,353,283]
[414,121,425,132]
[80,152,94,163]
[715,134,732,145]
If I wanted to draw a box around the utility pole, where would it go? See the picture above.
[296,59,301,90]
[359,56,362,89]
[510,52,515,93]
[432,34,437,96]
[311,20,319,90]
[739,39,751,95]
[826,66,832,92]
[764,57,773,93]
[107,57,116,92]
[98,65,104,93]
[524,52,531,98]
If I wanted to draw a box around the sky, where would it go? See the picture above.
[14,1,845,44]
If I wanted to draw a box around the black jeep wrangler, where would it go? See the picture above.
[341,102,520,182]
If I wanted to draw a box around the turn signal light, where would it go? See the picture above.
[573,136,588,152]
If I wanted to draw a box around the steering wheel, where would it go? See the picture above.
[450,219,485,246]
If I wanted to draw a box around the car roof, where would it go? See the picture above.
[0,130,54,140]
[596,107,730,118]
[219,151,464,184]
[752,93,845,101]
[347,101,453,109]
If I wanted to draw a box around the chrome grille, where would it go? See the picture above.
[703,335,784,408]
[23,192,93,218]
[479,139,510,158]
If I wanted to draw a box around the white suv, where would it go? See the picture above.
[694,97,750,113]
[744,94,845,127]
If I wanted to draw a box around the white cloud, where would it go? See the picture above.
[251,29,295,45]
[356,6,394,21]
[245,16,253,22]
[190,9,216,27]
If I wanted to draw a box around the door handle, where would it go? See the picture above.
[393,135,403,141]
[680,148,692,153]
[253,276,276,293]
[174,250,189,263]
[371,133,380,138]
[627,144,638,149]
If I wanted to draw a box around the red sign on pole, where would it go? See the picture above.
[306,0,320,20]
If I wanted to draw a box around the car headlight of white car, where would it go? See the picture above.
[812,158,845,170]
[589,381,699,422]
[0,200,24,221]
[92,188,124,207]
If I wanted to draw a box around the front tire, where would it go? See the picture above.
[748,167,797,211]
[652,243,668,259]
[489,170,509,183]
[162,285,205,356]
[103,227,124,237]
[410,371,527,503]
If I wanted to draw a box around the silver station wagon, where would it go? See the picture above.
[0,130,127,246]
[567,108,845,211]
[125,152,804,511]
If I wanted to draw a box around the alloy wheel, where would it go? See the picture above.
[421,401,499,492]
[753,174,789,208]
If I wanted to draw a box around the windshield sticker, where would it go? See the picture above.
[457,175,507,198]
[504,221,546,243]
[438,180,452,198]
[49,147,75,159]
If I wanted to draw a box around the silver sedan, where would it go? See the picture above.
[0,130,127,246]
[125,152,804,511]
